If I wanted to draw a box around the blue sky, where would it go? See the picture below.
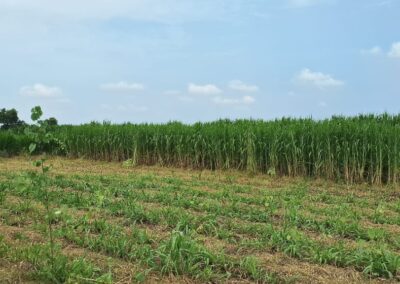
[0,0,399,124]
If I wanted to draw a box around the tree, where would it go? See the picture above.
[44,117,58,127]
[0,108,19,129]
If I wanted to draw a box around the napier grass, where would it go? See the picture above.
[1,114,400,184]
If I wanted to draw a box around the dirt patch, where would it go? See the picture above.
[256,252,392,284]
[0,258,38,284]
[0,224,45,244]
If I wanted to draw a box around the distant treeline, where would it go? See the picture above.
[1,114,400,185]
[0,107,58,130]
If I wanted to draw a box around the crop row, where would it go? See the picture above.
[1,172,399,279]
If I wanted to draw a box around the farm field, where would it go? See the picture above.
[2,0,399,282]
[3,115,400,185]
[0,157,399,283]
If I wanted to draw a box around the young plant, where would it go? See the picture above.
[24,106,62,278]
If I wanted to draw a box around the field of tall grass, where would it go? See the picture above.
[1,114,400,184]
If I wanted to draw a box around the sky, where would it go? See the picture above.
[0,0,399,124]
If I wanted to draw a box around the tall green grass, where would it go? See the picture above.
[0,132,32,156]
[2,114,400,184]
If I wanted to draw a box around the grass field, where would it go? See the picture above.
[0,157,400,283]
[3,115,400,185]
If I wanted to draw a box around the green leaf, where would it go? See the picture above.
[31,106,43,121]
[28,143,37,154]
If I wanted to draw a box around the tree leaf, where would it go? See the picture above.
[31,106,43,121]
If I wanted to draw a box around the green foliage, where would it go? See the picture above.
[1,167,400,280]
[23,106,63,281]
[52,114,400,184]
[2,113,400,184]
[0,132,33,156]
[44,117,58,127]
[23,106,65,155]
[0,108,18,124]
[0,108,22,130]
[31,106,43,121]
[6,243,111,283]
[155,230,215,277]
[354,248,400,278]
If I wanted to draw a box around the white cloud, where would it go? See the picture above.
[100,81,144,92]
[296,68,344,88]
[361,42,400,58]
[228,80,259,92]
[188,83,222,95]
[388,42,400,58]
[20,83,62,98]
[213,95,255,106]
[243,95,256,104]
[361,46,382,56]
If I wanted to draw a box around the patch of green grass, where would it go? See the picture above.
[1,160,400,282]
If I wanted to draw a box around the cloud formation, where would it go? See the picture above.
[188,83,222,95]
[20,83,63,98]
[228,80,259,92]
[296,68,344,88]
[100,81,145,92]
[212,95,255,106]
[388,42,400,58]
[361,46,382,56]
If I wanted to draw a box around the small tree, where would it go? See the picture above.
[25,106,63,278]
[0,108,19,129]
[21,106,108,282]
